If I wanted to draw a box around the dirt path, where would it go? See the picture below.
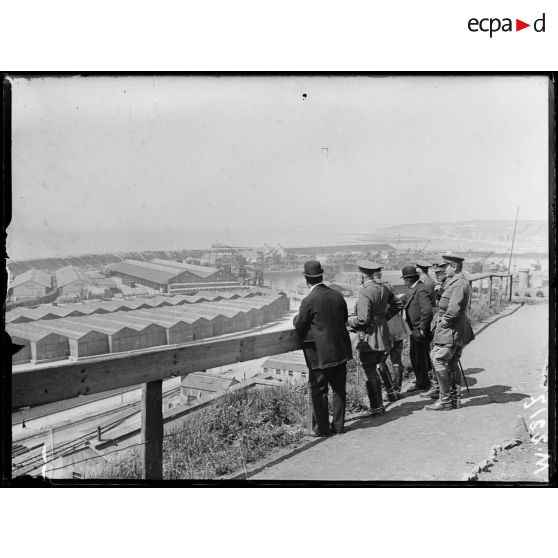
[250,303,548,481]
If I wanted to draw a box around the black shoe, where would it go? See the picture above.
[307,430,330,438]
[425,400,452,411]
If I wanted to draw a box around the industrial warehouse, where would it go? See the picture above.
[106,258,239,294]
[8,292,289,364]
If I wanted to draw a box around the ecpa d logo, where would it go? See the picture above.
[468,13,545,37]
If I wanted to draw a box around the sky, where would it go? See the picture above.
[7,75,550,257]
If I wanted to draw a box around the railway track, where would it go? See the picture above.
[12,387,180,476]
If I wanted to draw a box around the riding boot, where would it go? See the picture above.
[365,377,385,416]
[451,364,462,409]
[420,366,439,397]
[392,364,403,393]
[425,365,452,411]
[377,363,399,402]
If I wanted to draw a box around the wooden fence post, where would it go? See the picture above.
[488,276,493,306]
[142,379,163,480]
[499,276,503,306]
[508,274,513,301]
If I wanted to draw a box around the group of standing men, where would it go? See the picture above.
[293,255,475,437]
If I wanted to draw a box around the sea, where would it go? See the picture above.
[6,225,548,273]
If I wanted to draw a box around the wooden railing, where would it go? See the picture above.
[466,272,513,306]
[12,329,304,479]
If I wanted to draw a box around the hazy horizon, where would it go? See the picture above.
[7,75,550,260]
[7,218,548,260]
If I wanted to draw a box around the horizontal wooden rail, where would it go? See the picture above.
[12,329,303,410]
[467,272,512,282]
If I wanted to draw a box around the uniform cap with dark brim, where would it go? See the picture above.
[356,260,383,272]
[415,260,432,269]
[442,254,465,264]
[401,265,420,279]
[302,260,324,277]
[432,262,449,272]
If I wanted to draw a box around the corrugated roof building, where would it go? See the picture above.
[7,323,70,363]
[180,373,239,403]
[11,269,53,299]
[107,259,238,293]
[55,266,94,297]
[262,351,308,383]
[8,293,290,362]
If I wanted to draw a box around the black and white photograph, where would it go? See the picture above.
[3,73,553,484]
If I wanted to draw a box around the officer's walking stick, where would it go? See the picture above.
[458,359,470,392]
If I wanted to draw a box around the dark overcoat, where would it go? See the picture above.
[293,283,353,370]
[404,281,434,339]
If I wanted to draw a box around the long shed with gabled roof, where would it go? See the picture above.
[7,323,70,363]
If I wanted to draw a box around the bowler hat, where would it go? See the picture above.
[442,254,465,265]
[415,260,432,269]
[401,265,420,279]
[303,260,324,277]
[356,260,382,272]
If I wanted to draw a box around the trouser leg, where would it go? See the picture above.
[411,336,431,389]
[329,364,347,433]
[360,351,385,415]
[426,345,453,411]
[389,340,404,393]
[308,368,330,435]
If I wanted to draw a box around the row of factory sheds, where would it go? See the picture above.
[8,293,290,365]
[6,291,257,324]
[9,265,97,299]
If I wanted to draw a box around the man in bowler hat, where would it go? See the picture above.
[293,260,353,436]
[427,255,475,411]
[348,261,404,416]
[401,265,434,392]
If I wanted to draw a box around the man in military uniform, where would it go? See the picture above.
[381,296,411,398]
[427,255,475,411]
[432,260,449,303]
[415,260,436,304]
[420,259,449,399]
[348,261,404,416]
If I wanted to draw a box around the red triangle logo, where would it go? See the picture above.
[516,19,530,31]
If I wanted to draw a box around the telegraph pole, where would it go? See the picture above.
[508,206,520,272]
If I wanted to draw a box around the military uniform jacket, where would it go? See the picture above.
[348,280,404,352]
[433,277,447,303]
[432,272,475,347]
[293,283,353,370]
[420,274,436,305]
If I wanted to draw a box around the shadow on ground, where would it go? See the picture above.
[463,367,484,375]
[461,384,530,407]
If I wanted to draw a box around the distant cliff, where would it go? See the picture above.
[373,220,546,247]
